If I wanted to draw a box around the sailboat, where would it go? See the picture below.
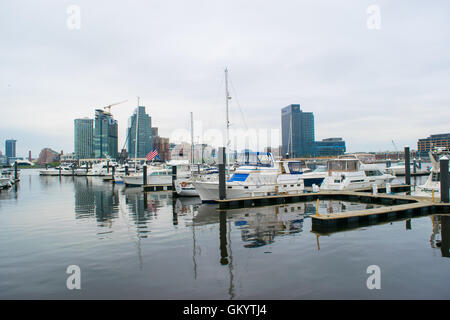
[192,69,306,202]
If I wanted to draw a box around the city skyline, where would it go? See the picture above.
[1,1,450,157]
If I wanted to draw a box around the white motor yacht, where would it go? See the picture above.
[192,152,306,203]
[122,165,172,187]
[320,157,395,191]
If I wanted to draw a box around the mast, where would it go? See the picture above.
[190,112,194,166]
[135,97,140,172]
[225,68,231,174]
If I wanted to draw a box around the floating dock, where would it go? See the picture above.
[142,184,173,192]
[215,184,411,209]
[312,201,450,231]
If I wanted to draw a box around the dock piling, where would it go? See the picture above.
[440,156,449,203]
[125,164,129,176]
[143,164,147,186]
[404,147,411,190]
[171,165,177,197]
[372,184,378,195]
[218,147,226,200]
[386,183,391,194]
[14,162,18,181]
[112,166,115,182]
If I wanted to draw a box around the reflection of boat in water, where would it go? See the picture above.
[232,204,305,248]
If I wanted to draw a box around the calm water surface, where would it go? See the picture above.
[0,169,449,299]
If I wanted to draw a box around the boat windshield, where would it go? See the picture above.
[327,159,360,172]
[236,152,273,167]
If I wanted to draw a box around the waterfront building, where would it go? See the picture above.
[37,148,60,165]
[5,139,17,159]
[74,118,94,159]
[281,104,315,158]
[152,136,170,161]
[93,109,118,159]
[315,138,346,157]
[418,133,450,156]
[127,106,153,158]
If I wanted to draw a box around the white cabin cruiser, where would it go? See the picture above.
[320,157,395,191]
[122,165,172,187]
[39,164,74,176]
[192,152,305,203]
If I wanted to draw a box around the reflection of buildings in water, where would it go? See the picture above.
[431,215,450,258]
[122,189,171,237]
[74,178,119,224]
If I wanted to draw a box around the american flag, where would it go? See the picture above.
[146,149,159,161]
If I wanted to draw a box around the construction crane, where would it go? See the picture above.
[392,140,399,152]
[104,100,128,113]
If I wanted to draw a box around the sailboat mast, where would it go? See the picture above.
[135,97,140,172]
[225,68,230,173]
[190,112,194,165]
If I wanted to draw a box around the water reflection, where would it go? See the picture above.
[74,178,119,225]
[430,215,450,258]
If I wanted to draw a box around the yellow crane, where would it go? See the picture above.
[104,100,128,113]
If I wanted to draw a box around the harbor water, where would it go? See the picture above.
[0,169,449,299]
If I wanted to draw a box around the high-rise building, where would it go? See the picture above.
[5,139,17,159]
[127,106,153,158]
[281,104,315,158]
[93,109,118,159]
[74,118,94,159]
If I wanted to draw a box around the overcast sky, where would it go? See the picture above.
[1,0,449,157]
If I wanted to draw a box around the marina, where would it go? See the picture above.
[0,169,449,299]
[2,1,450,305]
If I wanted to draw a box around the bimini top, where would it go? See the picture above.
[236,152,274,167]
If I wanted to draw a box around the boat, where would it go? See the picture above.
[416,148,450,198]
[192,152,305,202]
[301,165,327,188]
[175,164,218,197]
[122,165,172,187]
[320,156,395,190]
[386,161,429,176]
[39,164,74,176]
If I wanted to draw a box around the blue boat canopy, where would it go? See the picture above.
[228,173,249,182]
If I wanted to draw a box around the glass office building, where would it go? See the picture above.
[74,118,94,159]
[127,106,153,158]
[93,110,118,159]
[281,104,315,158]
[5,139,17,159]
[315,138,346,156]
